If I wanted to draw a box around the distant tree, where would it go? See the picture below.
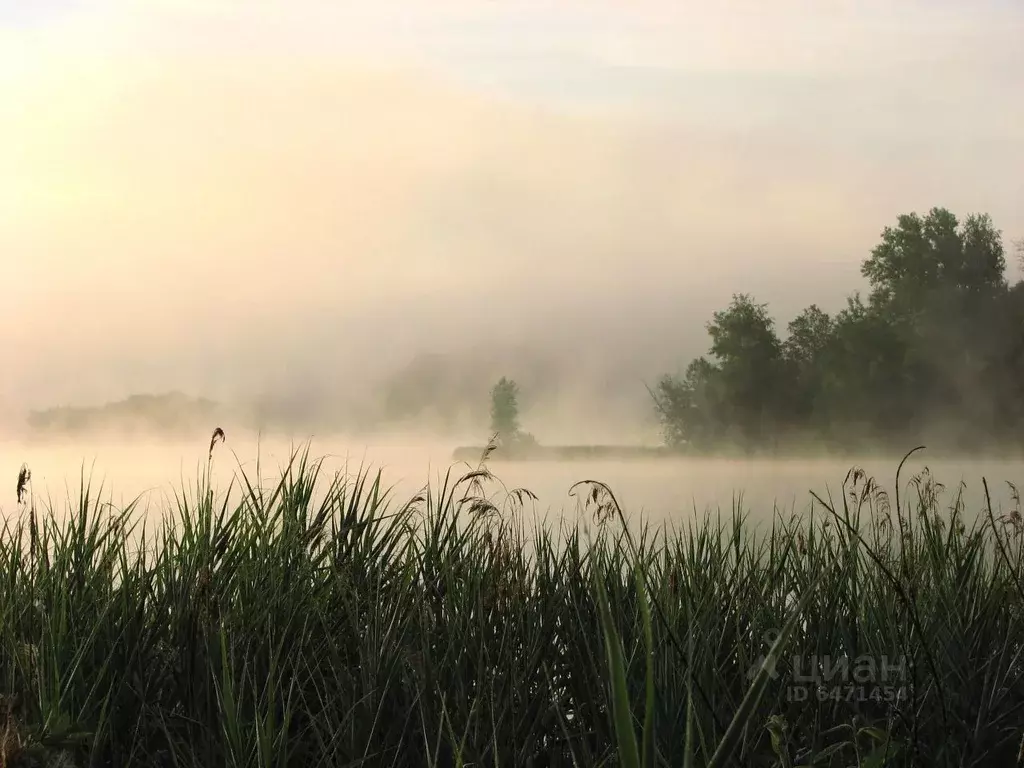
[705,294,784,444]
[387,223,1015,451]
[986,279,1024,434]
[861,210,1011,440]
[651,357,720,449]
[783,305,832,369]
[489,377,521,443]
[652,294,785,451]
[654,208,1024,454]
[816,294,916,440]
[782,304,833,425]
[861,208,1006,314]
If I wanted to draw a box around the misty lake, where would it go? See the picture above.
[2,435,1021,531]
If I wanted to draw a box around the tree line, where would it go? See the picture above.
[651,208,1024,454]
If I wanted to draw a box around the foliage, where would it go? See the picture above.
[706,295,785,445]
[26,393,222,438]
[1,447,1023,766]
[654,208,1024,453]
[490,376,522,444]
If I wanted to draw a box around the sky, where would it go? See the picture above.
[1,0,1022,427]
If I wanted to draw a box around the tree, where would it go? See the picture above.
[861,208,1006,314]
[816,294,916,441]
[489,377,521,443]
[651,357,720,449]
[654,209,1024,454]
[653,294,784,450]
[705,294,784,444]
[783,305,832,369]
[782,305,833,425]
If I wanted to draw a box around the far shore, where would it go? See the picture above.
[451,443,1024,463]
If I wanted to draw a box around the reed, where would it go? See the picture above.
[0,442,1021,767]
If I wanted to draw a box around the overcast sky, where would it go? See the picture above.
[1,0,1022,418]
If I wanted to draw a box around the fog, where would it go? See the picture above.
[1,1,1023,505]
[2,434,1021,534]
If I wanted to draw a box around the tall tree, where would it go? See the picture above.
[857,208,1009,440]
[861,208,1006,314]
[651,357,720,449]
[489,377,521,443]
[655,209,1022,453]
[817,294,915,441]
[705,294,784,445]
[782,305,833,426]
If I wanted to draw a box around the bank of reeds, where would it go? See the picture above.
[1,443,1023,767]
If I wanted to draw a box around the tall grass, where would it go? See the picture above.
[0,443,1022,767]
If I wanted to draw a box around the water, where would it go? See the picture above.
[1,434,1021,530]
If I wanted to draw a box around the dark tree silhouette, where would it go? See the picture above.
[654,209,1024,454]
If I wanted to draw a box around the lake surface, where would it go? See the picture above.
[1,434,1021,531]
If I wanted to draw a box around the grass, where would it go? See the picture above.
[0,439,1023,767]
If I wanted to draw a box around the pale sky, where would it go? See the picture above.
[1,0,1022,422]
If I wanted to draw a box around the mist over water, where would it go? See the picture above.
[4,6,1024,766]
[3,433,1020,532]
[2,2,1022,536]
[2,0,1022,424]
